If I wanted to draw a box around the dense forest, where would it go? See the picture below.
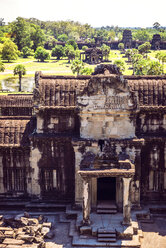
[0,17,166,52]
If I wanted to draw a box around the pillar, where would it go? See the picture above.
[131,148,141,208]
[27,146,41,198]
[0,156,5,194]
[122,177,132,225]
[82,177,91,225]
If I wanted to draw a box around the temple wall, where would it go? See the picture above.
[135,110,166,201]
[0,156,5,194]
[140,139,166,201]
[36,109,79,135]
[136,112,166,135]
[0,72,166,205]
[79,111,135,140]
[30,137,75,201]
[0,148,31,197]
[77,88,136,140]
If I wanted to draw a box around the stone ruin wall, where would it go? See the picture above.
[0,95,35,198]
[29,136,75,201]
[0,72,165,205]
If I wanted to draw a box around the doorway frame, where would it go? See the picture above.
[91,176,123,208]
[97,177,116,202]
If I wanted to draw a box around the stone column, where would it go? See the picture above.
[122,177,132,225]
[0,156,5,194]
[82,177,91,225]
[132,148,141,208]
[28,146,41,198]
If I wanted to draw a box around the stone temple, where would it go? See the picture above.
[0,64,166,247]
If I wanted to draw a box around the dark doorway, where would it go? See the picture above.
[97,177,116,201]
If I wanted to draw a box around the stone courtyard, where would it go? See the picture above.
[0,203,166,248]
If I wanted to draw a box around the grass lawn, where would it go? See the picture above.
[0,50,166,82]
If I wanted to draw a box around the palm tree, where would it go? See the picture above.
[13,64,26,92]
[113,59,125,73]
[71,59,84,75]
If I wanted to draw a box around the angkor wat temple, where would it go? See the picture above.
[52,30,166,51]
[0,64,166,226]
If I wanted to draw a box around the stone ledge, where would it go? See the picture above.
[78,168,135,178]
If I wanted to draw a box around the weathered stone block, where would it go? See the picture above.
[80,226,92,235]
[41,227,50,236]
[16,234,34,243]
[3,238,25,245]
[28,218,39,226]
[4,231,14,238]
[42,223,52,228]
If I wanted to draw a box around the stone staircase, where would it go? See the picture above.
[97,228,116,242]
[97,201,117,214]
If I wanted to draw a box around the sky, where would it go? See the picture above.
[0,0,166,28]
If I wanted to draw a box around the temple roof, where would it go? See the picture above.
[0,73,166,109]
[34,72,166,108]
[0,117,36,147]
[0,95,33,108]
[126,75,166,106]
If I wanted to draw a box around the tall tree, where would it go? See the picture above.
[101,44,110,61]
[65,44,75,62]
[13,64,26,91]
[125,49,132,62]
[133,29,151,41]
[134,59,163,75]
[30,25,46,51]
[118,43,124,51]
[10,17,32,51]
[34,46,50,62]
[51,45,65,59]
[131,53,143,74]
[156,52,166,73]
[57,34,68,42]
[153,22,161,30]
[1,39,19,62]
[138,42,151,57]
[66,39,78,50]
[22,46,33,58]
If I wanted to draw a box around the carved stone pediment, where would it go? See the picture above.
[77,64,138,139]
[77,71,138,112]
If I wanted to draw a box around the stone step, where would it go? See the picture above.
[0,201,66,212]
[150,207,166,214]
[140,219,154,223]
[25,203,66,212]
[98,228,116,234]
[98,237,116,242]
[97,207,117,210]
[98,233,116,238]
[97,209,117,214]
[72,236,141,247]
[97,204,117,210]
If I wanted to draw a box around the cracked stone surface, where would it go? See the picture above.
[140,217,166,248]
[0,210,166,248]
